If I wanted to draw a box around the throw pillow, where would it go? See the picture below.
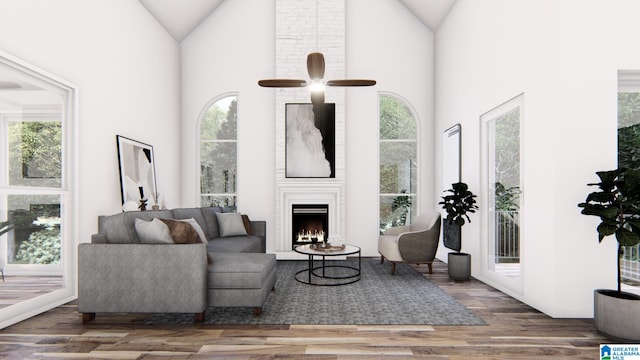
[241,214,254,235]
[215,212,248,237]
[178,218,208,244]
[160,218,212,264]
[134,218,173,244]
[159,219,201,244]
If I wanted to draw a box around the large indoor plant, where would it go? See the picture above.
[439,182,478,280]
[578,168,640,341]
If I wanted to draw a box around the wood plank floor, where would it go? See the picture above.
[0,276,63,309]
[0,259,604,359]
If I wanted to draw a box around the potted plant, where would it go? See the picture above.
[578,168,640,341]
[439,182,478,281]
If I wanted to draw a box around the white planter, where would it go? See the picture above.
[594,289,640,341]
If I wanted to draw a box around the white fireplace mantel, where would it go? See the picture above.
[275,181,345,257]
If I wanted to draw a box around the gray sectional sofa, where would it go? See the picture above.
[78,206,276,322]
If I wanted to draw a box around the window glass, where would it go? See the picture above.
[7,194,61,265]
[379,94,417,234]
[199,95,237,209]
[8,117,62,188]
[481,94,523,290]
[618,71,640,286]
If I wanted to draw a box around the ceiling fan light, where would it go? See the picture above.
[309,79,325,93]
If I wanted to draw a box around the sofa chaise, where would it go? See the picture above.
[78,206,276,322]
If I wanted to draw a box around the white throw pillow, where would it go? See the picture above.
[179,218,208,244]
[134,218,173,244]
[215,212,248,237]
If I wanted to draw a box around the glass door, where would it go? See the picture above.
[0,51,76,328]
[481,94,524,292]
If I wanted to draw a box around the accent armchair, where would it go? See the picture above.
[378,212,441,275]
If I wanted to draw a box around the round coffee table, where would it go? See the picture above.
[293,243,361,286]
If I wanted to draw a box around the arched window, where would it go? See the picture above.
[199,95,237,209]
[379,94,418,234]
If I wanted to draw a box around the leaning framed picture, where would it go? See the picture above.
[285,103,335,178]
[116,135,158,206]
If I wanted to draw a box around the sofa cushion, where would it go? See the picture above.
[201,207,224,239]
[134,218,173,244]
[208,252,276,289]
[170,208,208,236]
[159,219,202,244]
[99,209,173,243]
[122,210,173,243]
[207,236,263,253]
[215,212,247,237]
[178,218,208,244]
[241,214,254,235]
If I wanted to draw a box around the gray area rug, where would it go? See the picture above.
[146,258,486,325]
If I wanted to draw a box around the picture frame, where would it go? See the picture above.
[285,103,335,178]
[116,135,158,207]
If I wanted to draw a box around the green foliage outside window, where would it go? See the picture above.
[619,92,640,171]
[15,227,61,265]
[379,95,417,233]
[8,121,62,188]
[618,92,640,285]
[200,97,237,208]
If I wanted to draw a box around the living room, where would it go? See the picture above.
[0,0,639,356]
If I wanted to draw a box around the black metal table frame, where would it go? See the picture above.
[293,245,361,286]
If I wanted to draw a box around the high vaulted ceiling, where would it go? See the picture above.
[138,0,456,42]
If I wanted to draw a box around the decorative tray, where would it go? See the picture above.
[310,243,346,252]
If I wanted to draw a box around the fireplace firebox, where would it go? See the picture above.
[292,204,329,248]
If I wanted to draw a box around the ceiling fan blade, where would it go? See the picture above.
[310,90,324,106]
[326,79,377,87]
[258,79,307,87]
[307,52,325,80]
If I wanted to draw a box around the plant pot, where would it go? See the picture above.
[443,221,461,252]
[594,289,640,341]
[448,252,470,281]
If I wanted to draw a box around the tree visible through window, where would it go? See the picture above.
[618,71,640,286]
[3,116,62,265]
[379,94,417,234]
[199,95,238,209]
[618,92,640,171]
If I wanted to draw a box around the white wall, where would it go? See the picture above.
[182,0,433,256]
[0,0,180,247]
[346,0,434,256]
[180,0,276,223]
[435,0,640,317]
[0,0,180,326]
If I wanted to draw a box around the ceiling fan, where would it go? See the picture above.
[258,52,376,105]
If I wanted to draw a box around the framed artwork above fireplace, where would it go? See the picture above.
[285,103,335,178]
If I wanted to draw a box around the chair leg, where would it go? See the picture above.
[391,262,396,275]
[253,307,263,316]
[427,263,433,274]
[380,255,385,264]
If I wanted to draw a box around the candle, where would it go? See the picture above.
[139,186,144,199]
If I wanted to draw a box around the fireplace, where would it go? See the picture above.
[292,204,329,248]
